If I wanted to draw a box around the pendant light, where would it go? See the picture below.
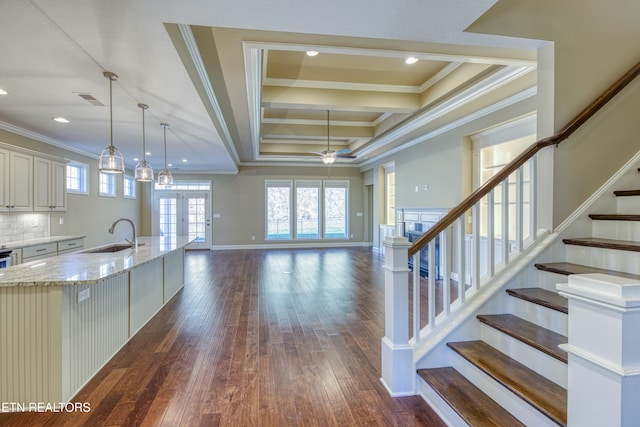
[157,123,173,186]
[134,103,154,182]
[98,71,125,173]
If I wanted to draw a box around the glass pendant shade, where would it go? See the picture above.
[157,169,173,185]
[99,145,125,173]
[135,103,154,182]
[98,71,125,173]
[158,123,173,186]
[135,159,154,182]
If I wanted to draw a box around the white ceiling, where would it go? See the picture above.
[0,0,544,174]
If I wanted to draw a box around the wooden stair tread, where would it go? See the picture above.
[477,314,568,363]
[562,237,640,252]
[417,367,525,427]
[614,189,640,197]
[589,214,640,221]
[535,262,640,280]
[448,341,567,426]
[506,288,568,314]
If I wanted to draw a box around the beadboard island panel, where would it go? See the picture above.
[0,236,192,404]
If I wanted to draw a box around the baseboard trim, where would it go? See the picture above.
[211,241,371,250]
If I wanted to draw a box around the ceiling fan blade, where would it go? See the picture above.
[336,148,351,155]
[337,154,357,159]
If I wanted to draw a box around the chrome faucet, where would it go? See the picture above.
[108,218,137,248]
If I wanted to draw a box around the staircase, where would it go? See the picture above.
[415,168,640,426]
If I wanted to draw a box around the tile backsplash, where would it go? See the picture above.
[0,214,49,242]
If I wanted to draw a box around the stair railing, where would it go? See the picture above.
[378,61,640,380]
[408,60,640,346]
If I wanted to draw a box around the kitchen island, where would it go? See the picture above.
[0,236,193,405]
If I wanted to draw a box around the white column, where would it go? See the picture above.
[380,236,415,396]
[557,273,640,427]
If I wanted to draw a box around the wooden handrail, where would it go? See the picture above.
[408,60,640,258]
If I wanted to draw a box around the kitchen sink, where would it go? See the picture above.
[82,243,144,253]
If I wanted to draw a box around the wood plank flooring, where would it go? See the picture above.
[0,248,444,426]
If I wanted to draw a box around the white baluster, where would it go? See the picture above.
[456,216,466,305]
[487,189,495,279]
[501,179,509,267]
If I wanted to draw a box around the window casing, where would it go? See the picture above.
[66,162,88,194]
[266,180,292,240]
[123,175,136,199]
[383,164,395,226]
[99,172,116,197]
[296,180,321,239]
[265,179,349,240]
[323,180,349,239]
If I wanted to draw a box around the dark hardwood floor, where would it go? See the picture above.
[0,248,445,426]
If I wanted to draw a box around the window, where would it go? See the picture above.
[266,180,292,239]
[265,179,349,240]
[99,172,116,197]
[296,180,321,239]
[154,181,211,191]
[324,180,349,238]
[123,175,136,199]
[66,161,88,194]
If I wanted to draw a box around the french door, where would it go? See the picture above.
[155,191,211,249]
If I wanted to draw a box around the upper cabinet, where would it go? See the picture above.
[34,157,67,212]
[0,148,33,212]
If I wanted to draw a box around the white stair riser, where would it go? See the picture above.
[479,323,567,388]
[450,351,560,427]
[509,297,568,336]
[616,195,640,214]
[565,245,640,275]
[591,220,640,240]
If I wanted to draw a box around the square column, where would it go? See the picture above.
[558,273,640,427]
[380,236,415,396]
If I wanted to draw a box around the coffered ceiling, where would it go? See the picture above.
[0,0,542,174]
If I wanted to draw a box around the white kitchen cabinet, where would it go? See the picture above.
[0,148,33,212]
[34,157,67,212]
[57,238,84,254]
[22,242,57,262]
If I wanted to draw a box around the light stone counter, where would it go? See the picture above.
[0,235,85,250]
[0,236,193,287]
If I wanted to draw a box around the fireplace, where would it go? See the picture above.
[398,208,447,279]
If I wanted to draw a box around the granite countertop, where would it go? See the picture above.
[0,236,193,287]
[0,235,86,250]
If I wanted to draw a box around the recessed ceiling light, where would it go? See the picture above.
[0,88,7,95]
[53,117,70,123]
[145,151,151,156]
[168,163,173,167]
[133,157,140,162]
[182,159,188,163]
[405,56,419,65]
[306,50,319,57]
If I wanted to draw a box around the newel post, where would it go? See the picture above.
[380,236,415,396]
[557,274,640,426]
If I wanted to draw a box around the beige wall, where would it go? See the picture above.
[362,95,536,243]
[469,0,640,226]
[141,166,365,247]
[0,129,141,249]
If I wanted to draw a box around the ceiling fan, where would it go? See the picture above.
[312,110,356,164]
